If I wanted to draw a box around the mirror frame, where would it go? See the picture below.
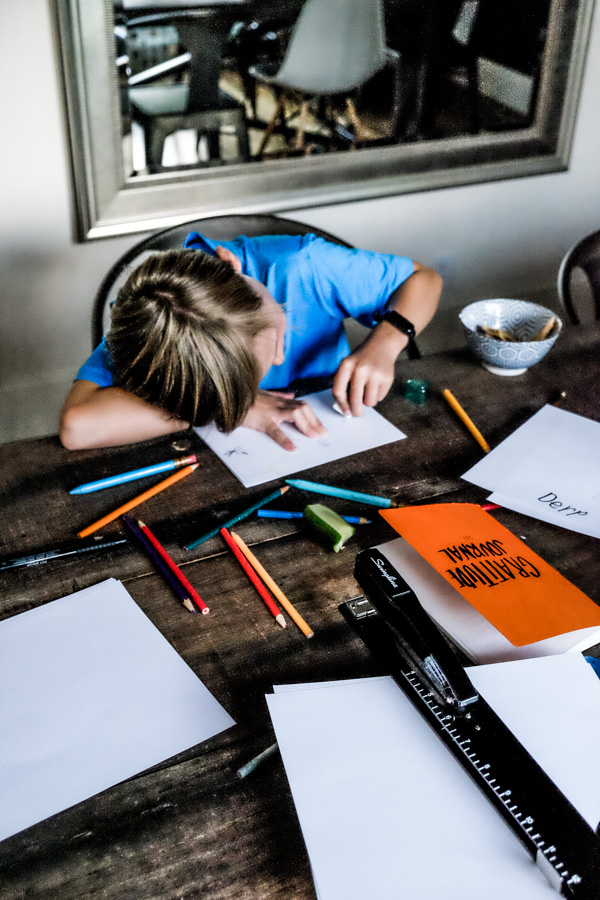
[54,0,595,241]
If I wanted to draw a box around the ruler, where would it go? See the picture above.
[343,548,600,899]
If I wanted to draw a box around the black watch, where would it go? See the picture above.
[375,310,421,360]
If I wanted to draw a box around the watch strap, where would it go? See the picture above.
[375,310,421,360]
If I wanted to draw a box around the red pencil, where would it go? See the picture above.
[220,527,286,629]
[137,519,209,615]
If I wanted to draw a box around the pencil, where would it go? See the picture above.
[122,515,195,613]
[69,454,197,494]
[77,463,198,539]
[236,742,279,779]
[137,519,209,614]
[285,478,401,509]
[0,537,127,570]
[185,485,290,550]
[231,532,314,638]
[256,509,371,525]
[220,527,286,629]
[442,389,490,453]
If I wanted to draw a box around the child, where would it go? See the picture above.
[59,231,442,451]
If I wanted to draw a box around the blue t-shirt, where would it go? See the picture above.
[76,233,414,391]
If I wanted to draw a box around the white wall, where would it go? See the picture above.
[1,0,598,443]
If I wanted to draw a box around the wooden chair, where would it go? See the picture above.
[249,0,387,154]
[557,229,600,325]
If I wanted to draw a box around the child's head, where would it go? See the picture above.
[107,249,275,431]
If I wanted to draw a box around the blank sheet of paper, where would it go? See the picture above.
[0,578,234,841]
[467,654,600,830]
[462,405,600,538]
[267,663,600,900]
[195,389,406,487]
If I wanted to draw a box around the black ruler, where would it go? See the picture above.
[343,548,600,899]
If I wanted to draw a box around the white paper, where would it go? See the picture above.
[195,389,405,487]
[0,578,235,841]
[268,677,561,900]
[376,536,600,662]
[462,405,600,538]
[467,654,600,829]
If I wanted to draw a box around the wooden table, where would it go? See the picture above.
[1,325,599,899]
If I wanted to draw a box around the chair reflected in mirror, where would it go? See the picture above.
[125,10,250,173]
[248,0,388,156]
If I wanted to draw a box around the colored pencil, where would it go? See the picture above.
[69,454,196,495]
[481,502,501,512]
[231,532,314,638]
[220,527,286,629]
[442,389,490,453]
[77,463,198,539]
[256,509,371,525]
[122,515,195,613]
[285,478,401,509]
[137,519,209,614]
[236,742,279,779]
[185,485,289,551]
[0,537,127,571]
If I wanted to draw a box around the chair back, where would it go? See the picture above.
[126,11,234,112]
[92,214,353,348]
[274,0,386,95]
[557,229,600,325]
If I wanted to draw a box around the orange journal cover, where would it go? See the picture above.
[380,503,600,646]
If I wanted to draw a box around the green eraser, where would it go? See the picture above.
[303,503,355,552]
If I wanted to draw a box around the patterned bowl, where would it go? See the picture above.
[459,299,562,375]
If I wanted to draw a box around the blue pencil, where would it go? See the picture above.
[285,478,402,509]
[69,454,197,494]
[257,509,371,525]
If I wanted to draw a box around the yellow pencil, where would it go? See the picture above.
[77,464,198,539]
[442,389,490,453]
[230,532,314,638]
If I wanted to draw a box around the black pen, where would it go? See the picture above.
[354,549,479,712]
[0,537,128,571]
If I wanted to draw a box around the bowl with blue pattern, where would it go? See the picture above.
[459,299,562,375]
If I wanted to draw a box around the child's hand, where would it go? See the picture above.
[242,390,327,451]
[332,341,398,418]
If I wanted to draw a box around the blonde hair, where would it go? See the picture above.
[107,249,273,431]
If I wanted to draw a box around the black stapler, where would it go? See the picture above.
[340,547,600,900]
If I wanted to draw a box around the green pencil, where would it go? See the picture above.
[185,485,289,550]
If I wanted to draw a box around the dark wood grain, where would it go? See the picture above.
[0,325,598,898]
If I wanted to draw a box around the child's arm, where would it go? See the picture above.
[332,262,442,417]
[241,389,327,452]
[59,381,189,450]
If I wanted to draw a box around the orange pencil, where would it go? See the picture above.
[231,532,313,638]
[77,463,198,539]
[220,527,286,629]
[137,519,209,615]
[442,389,490,453]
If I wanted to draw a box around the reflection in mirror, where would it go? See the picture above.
[115,0,551,178]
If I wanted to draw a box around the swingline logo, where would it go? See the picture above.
[373,556,398,588]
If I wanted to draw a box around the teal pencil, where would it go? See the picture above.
[285,478,402,509]
[185,485,290,550]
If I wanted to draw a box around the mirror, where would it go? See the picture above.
[55,0,594,240]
